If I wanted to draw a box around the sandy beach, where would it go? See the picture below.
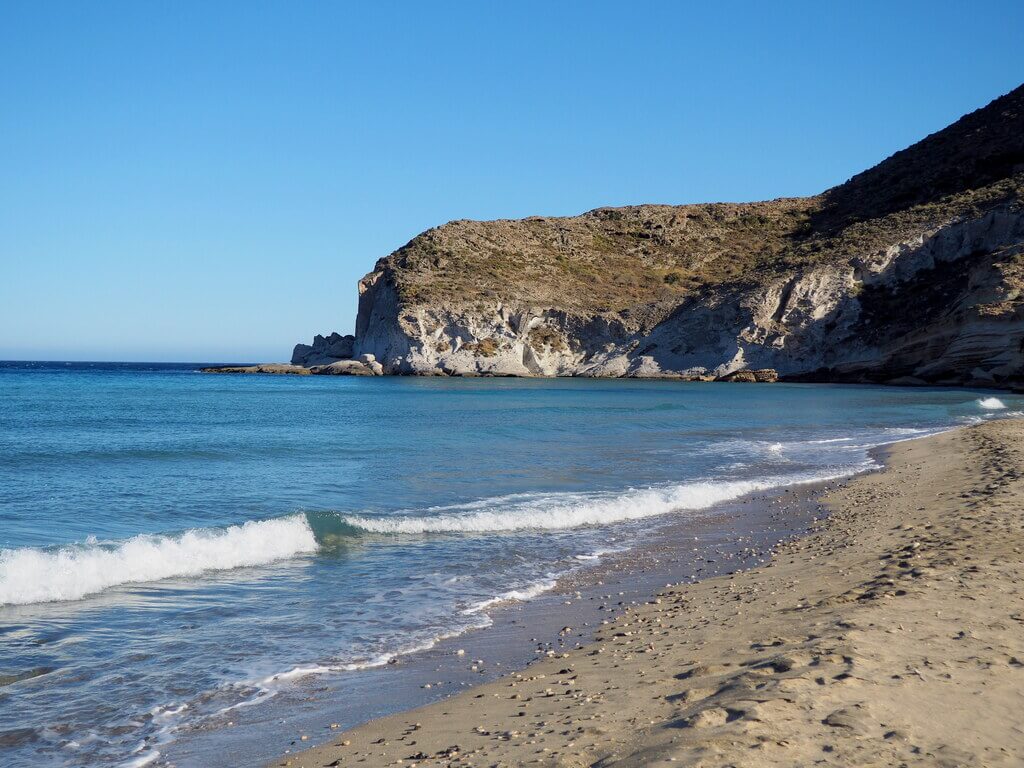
[273,418,1024,767]
[4,8,1021,766]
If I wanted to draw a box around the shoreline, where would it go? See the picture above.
[272,418,1024,767]
[198,364,1024,392]
[8,370,1011,768]
[165,474,836,767]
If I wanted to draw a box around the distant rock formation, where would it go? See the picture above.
[291,333,355,367]
[348,84,1024,388]
[201,353,382,377]
[202,364,312,375]
[313,355,384,376]
[716,369,779,383]
[213,85,1024,388]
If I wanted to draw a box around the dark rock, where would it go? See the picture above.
[310,360,376,376]
[201,364,311,375]
[291,332,355,366]
[716,369,778,383]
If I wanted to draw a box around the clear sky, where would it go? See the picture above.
[1,1,1022,362]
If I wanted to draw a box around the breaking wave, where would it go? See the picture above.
[977,397,1007,410]
[1,464,876,607]
[340,470,858,535]
[0,515,318,606]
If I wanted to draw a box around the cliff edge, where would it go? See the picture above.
[347,84,1024,387]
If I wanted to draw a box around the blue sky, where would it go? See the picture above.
[1,1,1022,362]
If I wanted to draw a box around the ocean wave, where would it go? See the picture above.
[0,515,318,606]
[339,470,857,535]
[977,397,1007,410]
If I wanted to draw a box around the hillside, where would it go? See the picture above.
[345,85,1024,386]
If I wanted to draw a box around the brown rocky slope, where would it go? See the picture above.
[349,85,1024,386]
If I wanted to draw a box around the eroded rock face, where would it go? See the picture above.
[351,203,1024,386]
[346,85,1024,387]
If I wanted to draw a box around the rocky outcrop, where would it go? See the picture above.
[201,356,381,377]
[291,333,355,367]
[313,355,384,376]
[351,202,1024,386]
[346,85,1024,388]
[202,364,312,375]
[717,369,779,383]
[205,333,377,376]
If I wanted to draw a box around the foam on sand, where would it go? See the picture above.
[0,515,318,606]
[462,578,559,614]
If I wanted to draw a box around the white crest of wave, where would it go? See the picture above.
[977,397,1007,410]
[0,515,318,606]
[342,473,848,535]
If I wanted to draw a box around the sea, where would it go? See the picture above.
[0,361,1019,766]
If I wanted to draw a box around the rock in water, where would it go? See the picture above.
[716,369,778,383]
[200,364,312,375]
[291,333,355,367]
[310,360,376,376]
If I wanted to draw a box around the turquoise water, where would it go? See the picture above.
[0,362,1018,766]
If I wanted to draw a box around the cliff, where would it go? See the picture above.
[345,85,1024,386]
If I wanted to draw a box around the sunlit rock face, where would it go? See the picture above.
[339,86,1024,387]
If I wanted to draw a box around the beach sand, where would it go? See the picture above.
[274,419,1024,767]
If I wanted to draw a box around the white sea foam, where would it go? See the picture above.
[462,578,559,614]
[977,397,1007,410]
[257,617,493,691]
[123,750,161,768]
[0,515,318,606]
[342,471,857,535]
[574,547,622,561]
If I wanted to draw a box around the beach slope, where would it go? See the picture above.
[278,418,1024,767]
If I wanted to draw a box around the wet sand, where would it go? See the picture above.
[170,470,831,767]
[270,418,1024,767]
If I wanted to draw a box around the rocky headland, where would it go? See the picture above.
[211,84,1024,386]
[201,333,384,376]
